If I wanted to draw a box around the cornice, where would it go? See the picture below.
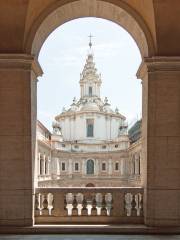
[128,138,142,151]
[52,149,128,156]
[38,139,52,150]
[137,57,180,79]
[55,110,125,121]
[0,54,43,78]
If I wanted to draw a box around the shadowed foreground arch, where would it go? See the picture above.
[24,0,155,58]
[0,0,180,232]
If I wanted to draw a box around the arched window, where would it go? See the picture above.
[86,159,94,174]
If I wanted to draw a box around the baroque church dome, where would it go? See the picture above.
[80,101,100,111]
[54,37,127,142]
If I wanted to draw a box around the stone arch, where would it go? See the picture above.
[24,0,155,58]
[86,183,95,187]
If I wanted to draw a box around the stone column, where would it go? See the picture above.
[34,152,40,188]
[47,156,51,175]
[0,54,42,226]
[82,159,86,176]
[95,159,99,176]
[51,157,59,178]
[68,159,72,178]
[38,153,41,175]
[43,154,46,175]
[134,157,138,175]
[120,159,124,176]
[57,158,60,176]
[108,159,112,176]
[137,57,180,227]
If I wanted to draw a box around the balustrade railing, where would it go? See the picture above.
[34,187,143,224]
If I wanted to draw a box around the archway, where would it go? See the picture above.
[0,0,179,230]
[25,0,155,58]
[86,183,95,187]
[27,0,154,228]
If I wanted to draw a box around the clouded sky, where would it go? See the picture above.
[38,17,142,131]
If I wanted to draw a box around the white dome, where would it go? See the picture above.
[69,105,78,112]
[80,102,100,111]
[103,105,114,113]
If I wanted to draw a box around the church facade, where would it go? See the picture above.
[35,42,142,188]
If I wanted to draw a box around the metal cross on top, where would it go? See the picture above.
[88,34,94,48]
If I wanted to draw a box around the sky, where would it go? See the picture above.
[37,17,142,131]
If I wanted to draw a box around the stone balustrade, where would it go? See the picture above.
[34,187,143,224]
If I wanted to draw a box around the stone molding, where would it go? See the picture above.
[0,54,43,78]
[137,57,180,79]
[55,110,125,121]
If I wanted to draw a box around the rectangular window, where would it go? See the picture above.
[115,162,119,171]
[89,86,92,96]
[40,158,43,175]
[75,162,79,171]
[61,162,66,171]
[87,119,94,137]
[102,162,106,171]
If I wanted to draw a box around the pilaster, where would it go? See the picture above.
[43,154,46,175]
[0,54,42,226]
[108,159,112,176]
[137,57,180,226]
[68,159,73,178]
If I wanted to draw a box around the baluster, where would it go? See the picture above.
[72,194,78,216]
[76,193,83,216]
[39,193,44,215]
[96,193,102,216]
[85,192,93,216]
[105,193,113,216]
[66,193,74,216]
[42,193,49,215]
[101,194,107,216]
[91,195,97,216]
[81,195,88,216]
[34,193,40,216]
[140,193,143,216]
[135,193,143,216]
[124,193,133,216]
[64,194,68,216]
[47,193,54,215]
